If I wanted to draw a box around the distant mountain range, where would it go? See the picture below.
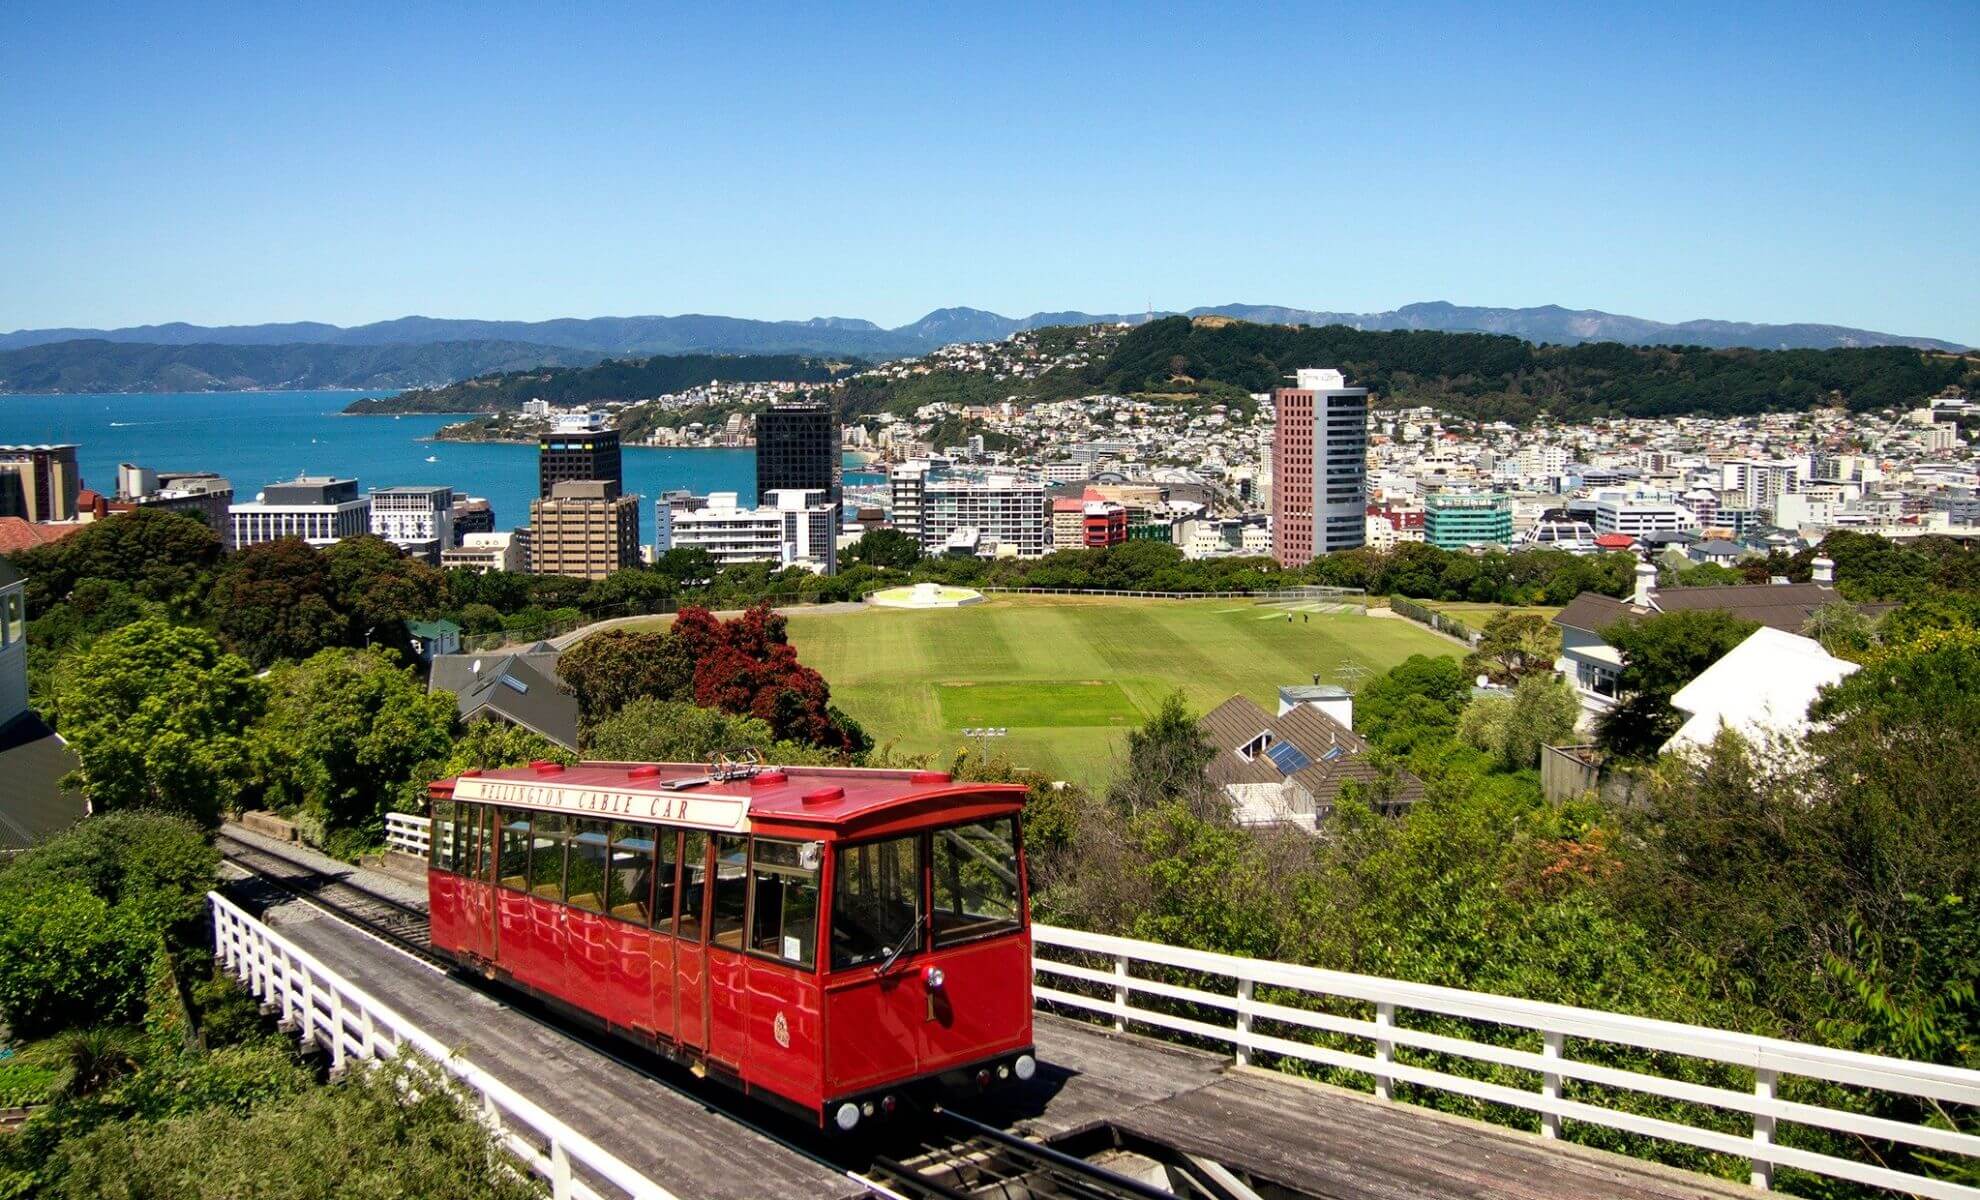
[1,301,1965,394]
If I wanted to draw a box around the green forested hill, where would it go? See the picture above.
[344,353,857,414]
[1096,317,1977,421]
[0,338,605,394]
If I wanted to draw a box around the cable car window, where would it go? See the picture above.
[678,831,709,942]
[528,812,569,901]
[748,840,820,969]
[832,835,922,971]
[473,805,497,880]
[932,817,1023,946]
[451,803,477,877]
[430,800,456,872]
[607,823,655,924]
[709,835,749,950]
[651,830,680,935]
[497,809,532,891]
[567,820,609,914]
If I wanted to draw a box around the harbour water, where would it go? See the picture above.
[0,391,878,535]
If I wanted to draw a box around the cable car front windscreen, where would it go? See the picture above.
[931,817,1022,946]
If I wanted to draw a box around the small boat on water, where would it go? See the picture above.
[424,455,439,463]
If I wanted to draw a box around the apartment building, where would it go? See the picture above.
[529,481,641,580]
[656,489,838,573]
[1271,368,1368,566]
[890,462,1047,557]
[1590,489,1700,539]
[227,475,370,550]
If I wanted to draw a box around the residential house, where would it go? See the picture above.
[1199,694,1422,830]
[0,559,87,852]
[1663,626,1857,756]
[428,644,579,752]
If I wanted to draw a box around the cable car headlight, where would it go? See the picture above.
[923,966,945,991]
[834,1102,860,1131]
[1014,1053,1037,1081]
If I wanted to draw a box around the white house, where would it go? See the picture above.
[1663,626,1857,755]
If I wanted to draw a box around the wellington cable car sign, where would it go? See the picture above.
[451,777,750,832]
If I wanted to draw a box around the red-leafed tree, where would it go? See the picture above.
[683,604,863,751]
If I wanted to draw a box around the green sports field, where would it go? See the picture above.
[772,595,1459,789]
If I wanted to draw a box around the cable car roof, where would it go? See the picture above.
[434,761,1029,833]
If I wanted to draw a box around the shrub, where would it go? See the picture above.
[1,811,218,937]
[0,883,154,1038]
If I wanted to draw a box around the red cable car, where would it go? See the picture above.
[425,755,1038,1131]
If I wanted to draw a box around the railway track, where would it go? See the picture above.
[214,830,1184,1199]
[216,831,438,964]
[864,1108,1185,1200]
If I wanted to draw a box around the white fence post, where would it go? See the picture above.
[1541,1030,1564,1139]
[1752,1067,1777,1190]
[1235,978,1255,1067]
[1373,1001,1395,1101]
[1113,954,1131,1032]
[550,1139,573,1200]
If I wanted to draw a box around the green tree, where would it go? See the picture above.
[844,527,923,570]
[1596,611,1758,758]
[251,648,458,843]
[581,568,676,616]
[209,538,350,667]
[582,697,829,764]
[557,628,695,726]
[322,535,449,654]
[1105,691,1219,818]
[396,721,577,812]
[1461,674,1581,770]
[5,507,222,617]
[1802,600,1876,660]
[53,620,263,823]
[1463,610,1560,684]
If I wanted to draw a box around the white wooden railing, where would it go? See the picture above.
[208,892,677,1200]
[1032,924,1980,1199]
[385,811,431,858]
[369,813,1980,1196]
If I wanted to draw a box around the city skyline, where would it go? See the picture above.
[5,2,1976,343]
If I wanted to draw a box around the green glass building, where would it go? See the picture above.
[1424,491,1512,549]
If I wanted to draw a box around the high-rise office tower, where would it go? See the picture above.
[756,403,840,503]
[1270,369,1368,566]
[0,444,81,523]
[537,412,622,499]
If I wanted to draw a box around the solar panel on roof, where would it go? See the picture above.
[500,675,529,694]
[1321,745,1346,763]
[1264,741,1311,775]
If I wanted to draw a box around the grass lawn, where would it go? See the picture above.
[1419,600,1563,632]
[759,595,1459,790]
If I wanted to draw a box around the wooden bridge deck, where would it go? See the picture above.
[233,845,1754,1200]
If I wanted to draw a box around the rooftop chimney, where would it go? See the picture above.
[1632,561,1657,608]
[1812,555,1835,585]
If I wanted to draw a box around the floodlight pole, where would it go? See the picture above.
[961,726,1008,762]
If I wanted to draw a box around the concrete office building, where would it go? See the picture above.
[890,462,1047,558]
[537,412,621,499]
[1590,489,1701,539]
[756,403,841,503]
[529,481,641,580]
[0,445,81,524]
[1271,369,1368,566]
[1424,491,1513,549]
[369,486,455,563]
[110,467,233,531]
[656,488,838,573]
[451,497,496,543]
[227,475,370,550]
[441,531,525,574]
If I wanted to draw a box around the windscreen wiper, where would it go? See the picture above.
[874,911,925,975]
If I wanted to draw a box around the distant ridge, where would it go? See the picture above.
[4,300,1964,357]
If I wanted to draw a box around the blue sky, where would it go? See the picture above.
[5,2,1976,342]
